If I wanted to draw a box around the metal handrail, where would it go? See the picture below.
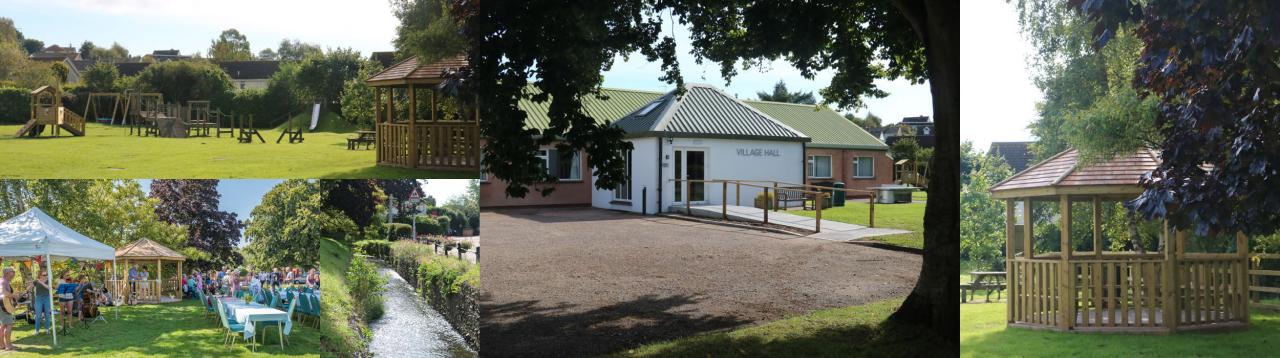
[668,178,875,232]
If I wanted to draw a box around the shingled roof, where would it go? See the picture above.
[612,83,808,142]
[366,55,468,86]
[989,141,1035,173]
[990,148,1160,199]
[115,238,186,261]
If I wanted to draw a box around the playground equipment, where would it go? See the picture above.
[14,86,85,138]
[84,93,123,125]
[185,100,215,137]
[122,90,164,136]
[236,112,264,143]
[277,103,319,144]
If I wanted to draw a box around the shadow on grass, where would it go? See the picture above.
[613,319,951,358]
[480,292,750,357]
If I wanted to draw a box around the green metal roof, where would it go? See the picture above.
[612,83,808,142]
[517,87,663,131]
[744,100,888,150]
[516,84,885,150]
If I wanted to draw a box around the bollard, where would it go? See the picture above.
[764,187,770,224]
[722,181,728,220]
[869,193,875,228]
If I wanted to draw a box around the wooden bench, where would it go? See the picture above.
[348,130,376,150]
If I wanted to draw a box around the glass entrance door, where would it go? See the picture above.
[674,149,706,203]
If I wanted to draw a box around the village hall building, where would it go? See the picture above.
[480,83,892,214]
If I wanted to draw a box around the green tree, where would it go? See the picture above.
[392,0,468,62]
[845,111,883,131]
[891,137,921,162]
[296,48,363,111]
[277,39,322,62]
[49,62,68,83]
[208,29,253,62]
[244,180,350,269]
[89,42,130,62]
[456,0,957,338]
[82,62,120,92]
[78,41,95,60]
[20,38,42,55]
[0,18,18,44]
[135,60,234,104]
[339,60,383,127]
[257,48,278,61]
[961,154,1013,271]
[756,80,816,104]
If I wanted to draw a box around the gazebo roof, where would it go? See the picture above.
[366,54,468,87]
[990,148,1160,199]
[115,238,186,261]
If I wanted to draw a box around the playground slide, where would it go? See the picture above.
[309,103,321,131]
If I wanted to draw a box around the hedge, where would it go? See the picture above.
[385,223,413,239]
[352,239,392,259]
[0,87,28,124]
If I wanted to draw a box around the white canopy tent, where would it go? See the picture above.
[0,207,117,347]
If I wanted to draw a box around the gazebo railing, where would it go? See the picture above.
[1069,258,1166,329]
[377,122,479,170]
[1176,255,1249,326]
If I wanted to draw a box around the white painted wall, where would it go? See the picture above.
[234,79,270,91]
[594,137,804,214]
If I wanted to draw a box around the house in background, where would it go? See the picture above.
[481,83,893,212]
[870,115,934,148]
[28,44,81,63]
[217,61,281,91]
[989,141,1035,173]
[149,49,191,62]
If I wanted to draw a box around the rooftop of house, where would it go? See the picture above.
[989,141,1035,173]
[217,61,281,80]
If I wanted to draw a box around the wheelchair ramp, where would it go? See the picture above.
[669,204,910,242]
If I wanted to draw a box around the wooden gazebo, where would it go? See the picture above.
[111,238,186,304]
[366,55,480,171]
[990,148,1249,333]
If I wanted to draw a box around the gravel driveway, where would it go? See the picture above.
[480,207,921,357]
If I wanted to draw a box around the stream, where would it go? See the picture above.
[368,266,476,358]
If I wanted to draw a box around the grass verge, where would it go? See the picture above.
[320,237,365,357]
[609,298,949,358]
[4,299,318,357]
[0,123,473,178]
[962,302,1280,357]
[792,198,925,249]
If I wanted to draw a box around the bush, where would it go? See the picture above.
[417,255,478,294]
[345,255,386,321]
[352,239,392,258]
[754,191,776,209]
[0,87,28,124]
[134,60,234,105]
[385,223,413,239]
[413,215,442,236]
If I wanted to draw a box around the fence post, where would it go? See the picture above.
[764,187,770,224]
[773,182,779,212]
[869,192,875,228]
[721,180,732,219]
[815,193,823,233]
[736,181,741,206]
[686,180,692,215]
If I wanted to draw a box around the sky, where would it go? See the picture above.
[136,179,472,247]
[2,0,933,125]
[960,1,1042,151]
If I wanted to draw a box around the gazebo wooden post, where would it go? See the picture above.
[1093,196,1102,258]
[1237,232,1250,324]
[1022,198,1032,325]
[375,87,382,164]
[1005,199,1016,323]
[156,259,162,301]
[409,84,418,168]
[1059,194,1074,330]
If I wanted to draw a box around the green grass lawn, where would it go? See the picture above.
[0,123,474,178]
[792,198,925,249]
[610,298,949,358]
[962,302,1280,357]
[5,299,318,357]
[320,237,364,357]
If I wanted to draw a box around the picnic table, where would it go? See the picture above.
[221,297,291,350]
[348,130,376,150]
[961,271,1006,303]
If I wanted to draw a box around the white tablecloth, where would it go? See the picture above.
[221,298,291,340]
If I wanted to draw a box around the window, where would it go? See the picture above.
[479,155,488,182]
[538,148,582,181]
[807,155,832,178]
[852,157,874,178]
[614,150,632,200]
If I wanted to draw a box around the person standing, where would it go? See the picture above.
[0,268,16,350]
[127,265,139,305]
[29,269,51,335]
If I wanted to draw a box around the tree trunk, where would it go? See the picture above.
[889,0,959,348]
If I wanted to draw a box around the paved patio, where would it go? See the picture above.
[670,204,910,242]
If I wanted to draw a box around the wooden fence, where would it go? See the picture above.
[1250,253,1280,311]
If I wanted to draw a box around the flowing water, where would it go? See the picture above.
[368,266,476,358]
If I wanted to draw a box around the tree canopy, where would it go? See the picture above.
[208,29,253,62]
[756,80,816,104]
[453,0,957,341]
[277,39,322,62]
[244,180,346,269]
[135,60,234,104]
[82,62,119,92]
[1070,0,1280,237]
[296,48,364,110]
[392,0,467,62]
[149,180,244,268]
